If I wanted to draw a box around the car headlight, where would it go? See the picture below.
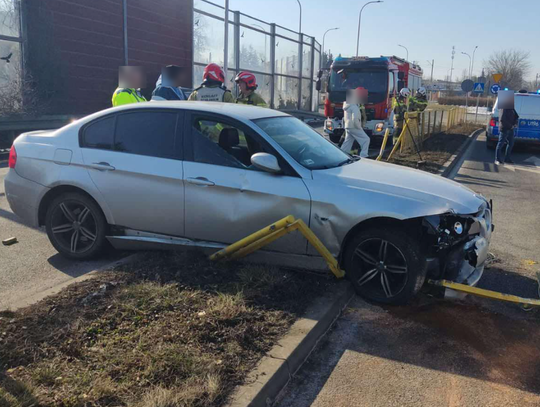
[375,122,384,132]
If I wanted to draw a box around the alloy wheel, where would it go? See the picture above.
[50,200,98,254]
[352,238,409,299]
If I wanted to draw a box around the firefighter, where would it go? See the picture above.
[234,71,268,107]
[410,87,428,112]
[112,66,147,106]
[188,63,235,102]
[341,87,370,157]
[393,87,410,144]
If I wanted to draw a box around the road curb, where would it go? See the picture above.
[440,128,484,178]
[227,280,355,407]
[5,253,142,311]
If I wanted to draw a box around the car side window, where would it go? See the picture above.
[82,116,115,150]
[114,111,181,159]
[191,117,263,169]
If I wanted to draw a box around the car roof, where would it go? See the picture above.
[94,101,290,122]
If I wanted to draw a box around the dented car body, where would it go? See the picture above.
[5,102,492,303]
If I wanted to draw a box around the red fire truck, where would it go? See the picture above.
[321,56,423,143]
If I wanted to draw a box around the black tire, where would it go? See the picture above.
[343,227,427,305]
[45,192,108,260]
[486,138,496,150]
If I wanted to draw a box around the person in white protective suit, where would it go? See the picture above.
[341,87,370,157]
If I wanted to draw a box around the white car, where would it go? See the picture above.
[5,102,492,304]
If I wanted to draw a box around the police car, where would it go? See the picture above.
[486,91,540,148]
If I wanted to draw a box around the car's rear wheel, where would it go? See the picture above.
[486,137,497,149]
[45,192,108,260]
[343,227,427,305]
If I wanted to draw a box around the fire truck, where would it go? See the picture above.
[321,56,423,143]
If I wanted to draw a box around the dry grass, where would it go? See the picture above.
[388,124,482,173]
[0,250,330,406]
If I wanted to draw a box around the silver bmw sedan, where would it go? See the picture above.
[4,102,492,304]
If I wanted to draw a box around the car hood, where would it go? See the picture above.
[313,159,485,215]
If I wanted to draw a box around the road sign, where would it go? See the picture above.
[492,73,503,83]
[473,82,485,93]
[461,79,474,92]
[490,84,501,94]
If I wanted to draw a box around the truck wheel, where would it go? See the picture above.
[343,226,427,305]
[45,192,109,260]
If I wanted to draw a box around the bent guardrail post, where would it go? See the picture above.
[210,215,345,279]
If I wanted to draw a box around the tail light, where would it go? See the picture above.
[8,145,17,169]
[324,98,335,117]
[489,117,497,127]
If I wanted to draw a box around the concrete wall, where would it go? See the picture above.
[23,0,193,116]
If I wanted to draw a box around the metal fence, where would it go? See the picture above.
[193,0,321,112]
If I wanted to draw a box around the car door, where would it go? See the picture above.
[182,111,311,254]
[516,96,540,141]
[79,109,185,236]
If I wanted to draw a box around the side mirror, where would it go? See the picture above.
[316,78,322,91]
[251,153,281,174]
[398,72,405,80]
[317,69,323,79]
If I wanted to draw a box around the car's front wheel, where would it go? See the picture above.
[343,226,427,305]
[45,192,108,260]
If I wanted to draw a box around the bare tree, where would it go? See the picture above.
[485,49,531,90]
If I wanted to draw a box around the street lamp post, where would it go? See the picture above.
[471,45,478,79]
[296,0,302,35]
[251,24,267,64]
[322,27,339,69]
[462,51,472,78]
[356,1,383,57]
[461,52,472,109]
[398,44,408,61]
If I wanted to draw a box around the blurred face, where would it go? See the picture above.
[119,66,146,88]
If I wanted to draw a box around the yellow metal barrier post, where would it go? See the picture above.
[429,280,540,309]
[376,128,391,161]
[210,215,345,279]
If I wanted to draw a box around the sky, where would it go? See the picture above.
[218,0,539,82]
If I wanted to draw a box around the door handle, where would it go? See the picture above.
[186,177,215,186]
[90,162,116,171]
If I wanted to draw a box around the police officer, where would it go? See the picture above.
[393,88,410,144]
[409,87,428,112]
[234,71,267,107]
[112,66,147,106]
[188,63,235,102]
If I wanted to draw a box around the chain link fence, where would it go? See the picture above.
[194,0,321,112]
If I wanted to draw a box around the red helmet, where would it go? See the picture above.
[235,71,258,90]
[203,63,225,84]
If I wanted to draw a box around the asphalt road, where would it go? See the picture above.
[0,163,122,310]
[278,132,540,407]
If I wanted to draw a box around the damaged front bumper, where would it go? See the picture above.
[424,200,493,291]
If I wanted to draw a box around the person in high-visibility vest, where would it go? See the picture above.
[234,71,268,107]
[409,87,428,112]
[393,87,411,144]
[112,66,147,106]
[188,63,235,103]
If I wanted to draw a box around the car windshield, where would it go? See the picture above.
[253,116,352,170]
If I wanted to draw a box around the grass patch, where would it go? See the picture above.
[388,123,481,173]
[0,250,330,406]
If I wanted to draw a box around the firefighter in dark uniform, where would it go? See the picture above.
[393,87,411,144]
